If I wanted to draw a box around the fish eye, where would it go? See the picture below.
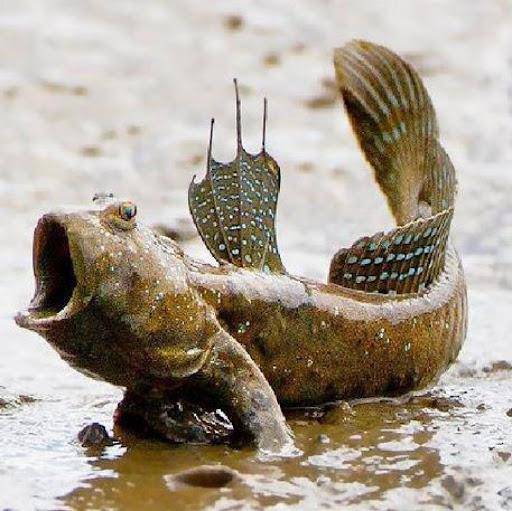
[119,201,137,221]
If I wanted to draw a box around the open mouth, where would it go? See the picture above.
[16,216,89,330]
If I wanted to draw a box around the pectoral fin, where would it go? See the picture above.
[195,329,295,454]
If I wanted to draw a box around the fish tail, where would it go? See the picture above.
[333,40,456,225]
[329,40,457,294]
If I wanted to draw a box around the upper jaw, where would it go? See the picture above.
[15,214,91,332]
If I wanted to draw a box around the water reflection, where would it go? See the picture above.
[61,394,464,510]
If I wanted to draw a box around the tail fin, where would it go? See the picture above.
[333,40,456,225]
[329,41,457,294]
[189,80,285,274]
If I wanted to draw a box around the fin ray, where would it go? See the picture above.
[334,40,455,225]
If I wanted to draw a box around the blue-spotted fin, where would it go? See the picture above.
[329,40,457,294]
[189,79,284,274]
[329,208,453,294]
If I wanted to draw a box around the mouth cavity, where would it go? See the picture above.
[17,216,86,328]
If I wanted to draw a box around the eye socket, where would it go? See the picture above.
[118,201,137,221]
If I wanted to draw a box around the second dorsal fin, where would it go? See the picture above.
[189,81,285,274]
[329,208,453,294]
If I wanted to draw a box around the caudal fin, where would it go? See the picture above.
[329,41,457,294]
[333,40,456,225]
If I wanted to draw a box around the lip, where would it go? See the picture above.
[15,215,91,331]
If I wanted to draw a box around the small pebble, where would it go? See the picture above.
[81,146,102,157]
[127,125,141,135]
[263,53,280,67]
[441,475,465,501]
[224,15,243,31]
[78,422,112,448]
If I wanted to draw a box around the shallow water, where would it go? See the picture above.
[1,1,512,510]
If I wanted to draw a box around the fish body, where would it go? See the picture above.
[15,41,467,452]
[192,244,466,406]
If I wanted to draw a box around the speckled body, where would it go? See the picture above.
[191,244,467,405]
[17,209,466,402]
[15,207,466,449]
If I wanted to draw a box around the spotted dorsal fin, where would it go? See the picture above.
[333,40,456,225]
[189,81,285,273]
[329,208,453,294]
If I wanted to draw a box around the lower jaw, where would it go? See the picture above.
[15,290,91,332]
[15,308,68,331]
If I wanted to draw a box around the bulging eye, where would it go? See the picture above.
[119,201,137,221]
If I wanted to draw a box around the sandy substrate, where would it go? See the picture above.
[1,1,511,510]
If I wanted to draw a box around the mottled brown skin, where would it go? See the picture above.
[193,245,467,406]
[15,198,467,452]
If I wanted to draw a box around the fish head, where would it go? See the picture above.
[15,194,213,385]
